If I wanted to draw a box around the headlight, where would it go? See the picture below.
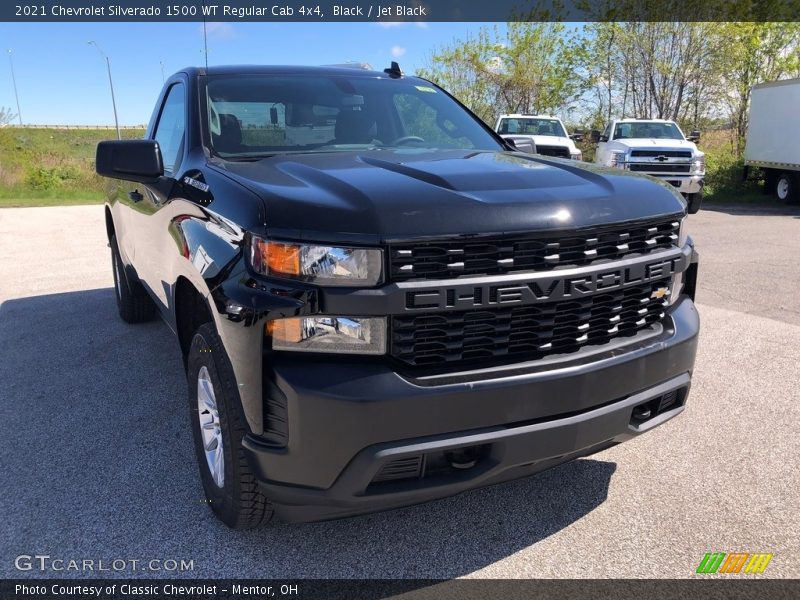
[669,218,688,305]
[609,151,627,168]
[691,155,705,175]
[678,217,688,247]
[268,316,386,354]
[570,151,583,161]
[250,236,383,287]
[669,270,684,305]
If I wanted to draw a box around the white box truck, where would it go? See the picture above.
[744,78,800,202]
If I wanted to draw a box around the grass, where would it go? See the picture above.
[704,188,768,205]
[0,127,143,207]
[0,195,104,208]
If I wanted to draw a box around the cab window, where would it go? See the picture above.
[153,83,186,176]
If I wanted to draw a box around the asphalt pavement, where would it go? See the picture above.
[1,204,798,579]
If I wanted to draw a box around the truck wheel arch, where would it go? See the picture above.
[175,277,213,367]
[104,206,115,242]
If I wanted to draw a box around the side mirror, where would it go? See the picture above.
[590,129,601,143]
[96,140,164,183]
[570,133,584,142]
[502,135,536,153]
[687,130,701,143]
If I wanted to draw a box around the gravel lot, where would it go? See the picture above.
[1,204,799,579]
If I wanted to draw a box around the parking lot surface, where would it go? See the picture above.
[1,204,799,578]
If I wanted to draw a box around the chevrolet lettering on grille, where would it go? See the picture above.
[405,252,686,311]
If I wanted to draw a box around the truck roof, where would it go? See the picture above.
[175,64,406,79]
[499,114,560,120]
[616,118,676,124]
[751,77,800,90]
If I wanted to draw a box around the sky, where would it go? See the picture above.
[0,21,492,125]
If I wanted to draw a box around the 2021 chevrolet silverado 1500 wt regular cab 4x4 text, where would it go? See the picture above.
[593,118,705,214]
[96,65,700,529]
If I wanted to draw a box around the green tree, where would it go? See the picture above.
[717,22,800,154]
[417,28,497,123]
[576,22,722,129]
[418,23,582,124]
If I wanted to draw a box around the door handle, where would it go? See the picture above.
[128,189,143,203]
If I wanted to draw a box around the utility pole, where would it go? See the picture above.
[7,49,23,125]
[88,41,120,139]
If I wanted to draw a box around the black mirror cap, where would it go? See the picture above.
[687,130,701,143]
[96,139,164,184]
[504,137,517,150]
[590,129,601,143]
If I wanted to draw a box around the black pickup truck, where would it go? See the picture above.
[96,64,700,528]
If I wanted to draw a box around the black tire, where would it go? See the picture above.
[685,190,703,214]
[110,234,156,323]
[187,323,274,529]
[775,172,798,203]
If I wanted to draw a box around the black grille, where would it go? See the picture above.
[391,278,670,367]
[536,144,571,158]
[372,457,423,482]
[629,164,691,174]
[630,150,692,158]
[389,219,680,282]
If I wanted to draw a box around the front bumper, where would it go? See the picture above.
[655,174,703,194]
[244,296,699,523]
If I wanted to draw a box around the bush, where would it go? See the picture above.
[25,165,81,191]
[703,146,745,194]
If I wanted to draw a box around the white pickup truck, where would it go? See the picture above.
[495,114,582,160]
[593,119,704,213]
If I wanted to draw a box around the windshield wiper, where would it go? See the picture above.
[218,154,280,162]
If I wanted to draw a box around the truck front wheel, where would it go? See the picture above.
[187,323,274,529]
[684,191,703,214]
[775,172,797,203]
[110,234,155,323]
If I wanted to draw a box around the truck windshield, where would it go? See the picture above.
[613,122,685,140]
[203,74,503,158]
[497,118,566,137]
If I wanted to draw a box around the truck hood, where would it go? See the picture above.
[213,149,685,241]
[612,138,701,153]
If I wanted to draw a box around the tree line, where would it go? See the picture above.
[418,22,800,154]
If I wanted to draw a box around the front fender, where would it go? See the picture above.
[208,265,320,435]
[166,197,322,436]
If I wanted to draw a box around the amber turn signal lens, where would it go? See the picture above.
[266,318,303,343]
[267,242,301,276]
[252,238,302,277]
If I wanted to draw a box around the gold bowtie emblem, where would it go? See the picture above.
[651,287,670,299]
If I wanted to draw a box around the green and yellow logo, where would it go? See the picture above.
[696,552,773,574]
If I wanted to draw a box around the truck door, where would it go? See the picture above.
[127,80,187,310]
[595,122,613,164]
